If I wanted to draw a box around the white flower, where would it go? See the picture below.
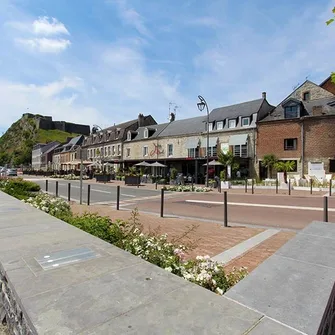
[164,267,172,272]
[216,288,224,295]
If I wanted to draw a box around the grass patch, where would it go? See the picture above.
[37,129,79,143]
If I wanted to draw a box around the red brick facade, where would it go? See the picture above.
[320,77,335,95]
[257,117,335,176]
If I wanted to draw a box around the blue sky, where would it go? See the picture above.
[0,0,334,133]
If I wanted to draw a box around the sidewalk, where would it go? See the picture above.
[70,204,294,269]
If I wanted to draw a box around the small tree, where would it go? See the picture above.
[274,161,296,183]
[261,154,278,179]
[218,150,239,180]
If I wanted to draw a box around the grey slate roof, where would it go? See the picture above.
[43,142,61,154]
[261,96,335,122]
[130,115,207,141]
[208,99,265,122]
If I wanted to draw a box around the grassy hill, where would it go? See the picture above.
[0,116,79,166]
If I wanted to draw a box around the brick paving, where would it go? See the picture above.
[0,325,9,335]
[71,203,265,259]
[224,231,296,273]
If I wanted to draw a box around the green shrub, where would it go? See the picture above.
[0,178,40,199]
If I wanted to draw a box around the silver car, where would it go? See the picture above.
[6,168,17,176]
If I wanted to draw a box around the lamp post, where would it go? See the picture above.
[197,95,210,187]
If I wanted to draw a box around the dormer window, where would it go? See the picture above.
[127,131,132,141]
[144,128,149,138]
[284,106,298,119]
[303,91,310,101]
[208,122,213,131]
[216,121,223,130]
[242,117,250,127]
[228,119,236,128]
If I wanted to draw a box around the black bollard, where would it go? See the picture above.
[323,196,328,222]
[330,179,332,197]
[87,185,91,206]
[224,191,228,227]
[245,179,247,193]
[288,179,291,196]
[276,177,278,194]
[45,180,48,192]
[68,183,71,202]
[160,188,164,218]
[251,179,254,194]
[55,181,59,197]
[116,185,120,210]
[310,179,313,195]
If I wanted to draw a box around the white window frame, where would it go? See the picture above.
[167,144,173,157]
[208,122,213,132]
[108,146,111,156]
[216,121,223,130]
[117,144,121,155]
[126,148,130,157]
[228,119,236,128]
[127,131,132,141]
[242,117,250,127]
[143,146,148,157]
[112,145,115,156]
[144,128,149,139]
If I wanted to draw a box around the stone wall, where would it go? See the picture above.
[0,267,34,335]
[288,81,333,101]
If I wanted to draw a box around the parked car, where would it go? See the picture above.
[0,167,6,176]
[6,168,17,176]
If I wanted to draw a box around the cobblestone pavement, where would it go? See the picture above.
[0,324,9,335]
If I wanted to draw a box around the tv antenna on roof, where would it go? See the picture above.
[292,82,300,91]
[168,102,179,121]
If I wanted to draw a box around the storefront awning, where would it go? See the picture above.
[229,134,248,146]
[200,137,218,148]
[185,138,200,149]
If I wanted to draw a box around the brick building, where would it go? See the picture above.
[257,79,335,178]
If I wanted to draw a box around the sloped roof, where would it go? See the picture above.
[159,116,206,137]
[43,142,61,154]
[132,123,169,141]
[209,99,264,122]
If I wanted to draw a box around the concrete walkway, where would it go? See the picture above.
[213,229,279,264]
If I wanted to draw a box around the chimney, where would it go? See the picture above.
[138,113,145,127]
[262,92,267,99]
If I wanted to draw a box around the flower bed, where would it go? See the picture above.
[3,182,247,296]
[162,185,211,192]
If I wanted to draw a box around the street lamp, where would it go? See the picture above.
[197,95,210,187]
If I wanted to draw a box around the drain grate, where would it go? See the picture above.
[35,247,99,270]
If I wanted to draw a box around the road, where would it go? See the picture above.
[26,178,335,231]
[29,178,163,204]
[120,191,335,231]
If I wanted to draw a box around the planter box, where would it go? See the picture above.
[125,176,140,186]
[95,174,111,183]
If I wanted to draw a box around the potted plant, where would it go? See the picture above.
[170,168,178,185]
[125,167,140,185]
[218,150,239,189]
[95,170,111,183]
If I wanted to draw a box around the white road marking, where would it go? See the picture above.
[121,194,136,198]
[185,199,335,212]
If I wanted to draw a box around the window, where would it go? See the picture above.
[228,119,236,128]
[144,128,149,138]
[242,117,250,127]
[127,131,132,141]
[208,146,217,157]
[188,148,200,158]
[87,150,90,159]
[143,146,148,156]
[303,91,310,101]
[234,145,248,157]
[93,149,96,157]
[284,138,297,150]
[104,147,107,156]
[117,144,121,155]
[208,122,213,131]
[284,106,298,119]
[167,144,173,156]
[112,146,115,155]
[216,121,223,130]
[126,148,130,157]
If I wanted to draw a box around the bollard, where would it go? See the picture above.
[330,179,332,197]
[68,183,71,202]
[224,191,228,227]
[323,196,328,222]
[218,180,222,193]
[245,179,247,193]
[55,181,59,197]
[192,178,194,192]
[155,182,158,190]
[276,177,278,194]
[251,179,254,194]
[116,185,120,210]
[45,180,48,192]
[288,179,291,196]
[87,185,91,206]
[310,179,313,195]
[160,188,164,218]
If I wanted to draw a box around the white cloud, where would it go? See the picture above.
[109,0,151,37]
[0,78,102,130]
[32,16,69,36]
[16,38,71,53]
